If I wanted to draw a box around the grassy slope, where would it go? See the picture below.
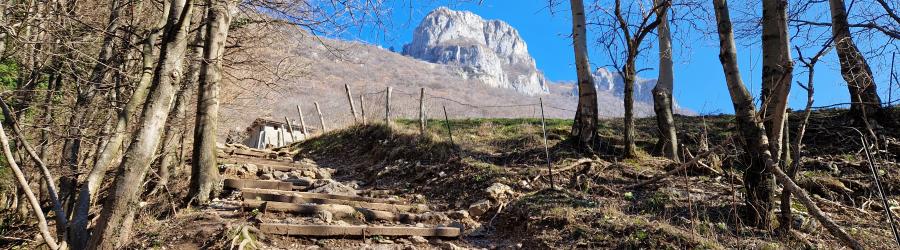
[293,109,900,249]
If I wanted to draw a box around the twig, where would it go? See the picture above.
[626,145,725,189]
[532,158,594,183]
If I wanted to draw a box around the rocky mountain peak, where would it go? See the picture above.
[591,67,656,103]
[402,7,548,95]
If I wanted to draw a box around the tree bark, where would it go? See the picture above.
[712,0,774,229]
[0,123,59,250]
[652,0,678,162]
[69,1,170,247]
[158,7,204,193]
[189,0,234,204]
[87,0,195,248]
[0,99,68,248]
[760,0,793,163]
[60,0,124,175]
[569,0,599,150]
[828,0,887,124]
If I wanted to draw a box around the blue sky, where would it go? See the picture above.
[339,0,898,114]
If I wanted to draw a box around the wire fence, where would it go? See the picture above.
[289,85,578,136]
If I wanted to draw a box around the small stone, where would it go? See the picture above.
[518,180,531,190]
[448,210,469,220]
[468,199,492,217]
[260,173,275,180]
[485,183,514,202]
[441,242,465,250]
[415,223,425,228]
[409,236,428,244]
[316,210,333,223]
[242,163,259,176]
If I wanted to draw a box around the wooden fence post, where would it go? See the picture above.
[443,105,454,146]
[345,84,358,122]
[385,87,392,125]
[539,98,554,189]
[419,88,426,134]
[360,94,367,125]
[314,102,326,133]
[296,105,308,136]
[285,116,296,142]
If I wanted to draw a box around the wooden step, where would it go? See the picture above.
[219,157,312,172]
[220,147,274,158]
[242,188,428,213]
[243,200,427,223]
[240,188,410,205]
[260,223,460,237]
[218,155,306,168]
[224,179,293,191]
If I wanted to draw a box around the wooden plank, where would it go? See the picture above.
[241,188,410,205]
[218,155,309,170]
[224,179,293,191]
[221,147,273,158]
[260,223,460,237]
[242,189,428,213]
[243,200,422,223]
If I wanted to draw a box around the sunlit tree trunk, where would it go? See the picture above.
[760,0,793,164]
[69,2,170,247]
[829,0,887,124]
[569,0,599,150]
[189,0,234,204]
[712,0,774,229]
[652,0,678,161]
[87,0,195,248]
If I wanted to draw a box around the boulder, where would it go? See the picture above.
[468,199,492,217]
[307,179,358,196]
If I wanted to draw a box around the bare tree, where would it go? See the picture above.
[829,0,888,124]
[70,2,171,246]
[88,0,196,247]
[189,0,236,204]
[604,0,669,157]
[569,0,601,151]
[715,1,864,247]
[652,0,678,161]
[760,0,793,170]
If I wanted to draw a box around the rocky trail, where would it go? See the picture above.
[199,144,479,249]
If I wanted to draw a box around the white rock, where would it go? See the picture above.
[402,7,548,96]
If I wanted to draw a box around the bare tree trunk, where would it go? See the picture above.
[157,6,204,193]
[569,0,599,151]
[87,0,195,248]
[712,0,774,229]
[189,0,234,204]
[0,99,68,248]
[715,3,863,247]
[623,56,638,157]
[828,0,888,125]
[60,0,124,176]
[0,123,59,250]
[652,0,678,161]
[760,0,793,164]
[69,2,170,247]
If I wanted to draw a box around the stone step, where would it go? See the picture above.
[224,179,294,191]
[242,188,428,213]
[260,223,460,237]
[240,188,409,205]
[243,200,432,223]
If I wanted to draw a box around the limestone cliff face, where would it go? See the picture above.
[592,67,656,103]
[402,7,548,95]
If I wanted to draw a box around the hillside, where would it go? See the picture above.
[218,28,663,136]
